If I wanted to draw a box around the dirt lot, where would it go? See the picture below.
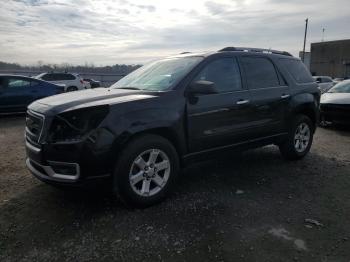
[0,116,350,262]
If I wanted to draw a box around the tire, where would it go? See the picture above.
[279,114,314,160]
[66,86,78,92]
[113,134,179,208]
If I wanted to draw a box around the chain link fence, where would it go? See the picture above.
[0,70,126,87]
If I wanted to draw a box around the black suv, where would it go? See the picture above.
[26,47,320,207]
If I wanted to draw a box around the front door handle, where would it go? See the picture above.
[281,94,290,99]
[236,99,249,105]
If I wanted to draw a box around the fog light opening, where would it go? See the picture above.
[48,162,79,177]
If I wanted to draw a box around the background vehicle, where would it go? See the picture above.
[0,75,64,113]
[333,77,344,83]
[313,76,335,93]
[82,79,91,89]
[26,47,320,207]
[320,80,350,125]
[35,72,87,91]
[83,78,101,88]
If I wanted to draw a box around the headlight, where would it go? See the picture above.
[48,105,109,143]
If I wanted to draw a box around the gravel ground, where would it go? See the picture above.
[0,116,350,262]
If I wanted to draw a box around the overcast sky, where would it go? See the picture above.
[0,0,349,65]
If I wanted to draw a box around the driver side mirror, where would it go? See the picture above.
[187,80,218,95]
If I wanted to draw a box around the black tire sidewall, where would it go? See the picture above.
[280,115,314,159]
[113,134,179,207]
[67,86,78,92]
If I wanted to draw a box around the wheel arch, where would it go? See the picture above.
[289,94,319,131]
[294,105,317,129]
[110,126,186,167]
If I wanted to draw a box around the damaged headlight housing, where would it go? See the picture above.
[48,105,109,143]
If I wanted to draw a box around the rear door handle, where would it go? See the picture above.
[281,94,290,99]
[236,99,249,105]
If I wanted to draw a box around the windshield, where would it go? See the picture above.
[111,56,203,91]
[328,81,350,93]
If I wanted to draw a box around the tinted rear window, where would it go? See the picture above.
[279,59,313,84]
[241,57,280,89]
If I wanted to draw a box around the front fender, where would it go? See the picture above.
[105,106,187,157]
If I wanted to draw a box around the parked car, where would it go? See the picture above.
[25,47,320,207]
[82,79,91,89]
[83,78,101,88]
[333,77,344,83]
[0,75,65,114]
[35,72,87,91]
[320,80,350,125]
[313,76,335,93]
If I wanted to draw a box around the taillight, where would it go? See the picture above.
[80,79,84,84]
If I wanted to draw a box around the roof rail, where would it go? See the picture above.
[179,52,192,54]
[218,47,292,57]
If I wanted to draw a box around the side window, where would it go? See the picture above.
[322,77,332,83]
[193,58,242,93]
[7,78,31,89]
[66,74,76,80]
[41,74,52,81]
[59,74,68,80]
[53,74,62,81]
[279,59,314,84]
[58,74,74,80]
[241,57,280,89]
[47,74,62,81]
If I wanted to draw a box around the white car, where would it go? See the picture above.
[313,76,335,94]
[333,78,344,84]
[35,72,88,92]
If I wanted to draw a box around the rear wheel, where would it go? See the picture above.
[113,134,179,208]
[279,115,314,160]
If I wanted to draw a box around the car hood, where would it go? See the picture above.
[321,92,350,105]
[28,88,158,115]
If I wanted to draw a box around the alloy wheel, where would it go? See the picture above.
[294,123,311,153]
[129,149,171,197]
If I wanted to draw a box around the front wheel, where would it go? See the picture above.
[113,134,179,208]
[66,86,78,92]
[279,115,314,160]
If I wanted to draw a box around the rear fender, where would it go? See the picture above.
[288,93,319,130]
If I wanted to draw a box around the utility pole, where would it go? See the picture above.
[302,18,308,63]
[322,28,325,42]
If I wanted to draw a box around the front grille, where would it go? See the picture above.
[26,110,44,144]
